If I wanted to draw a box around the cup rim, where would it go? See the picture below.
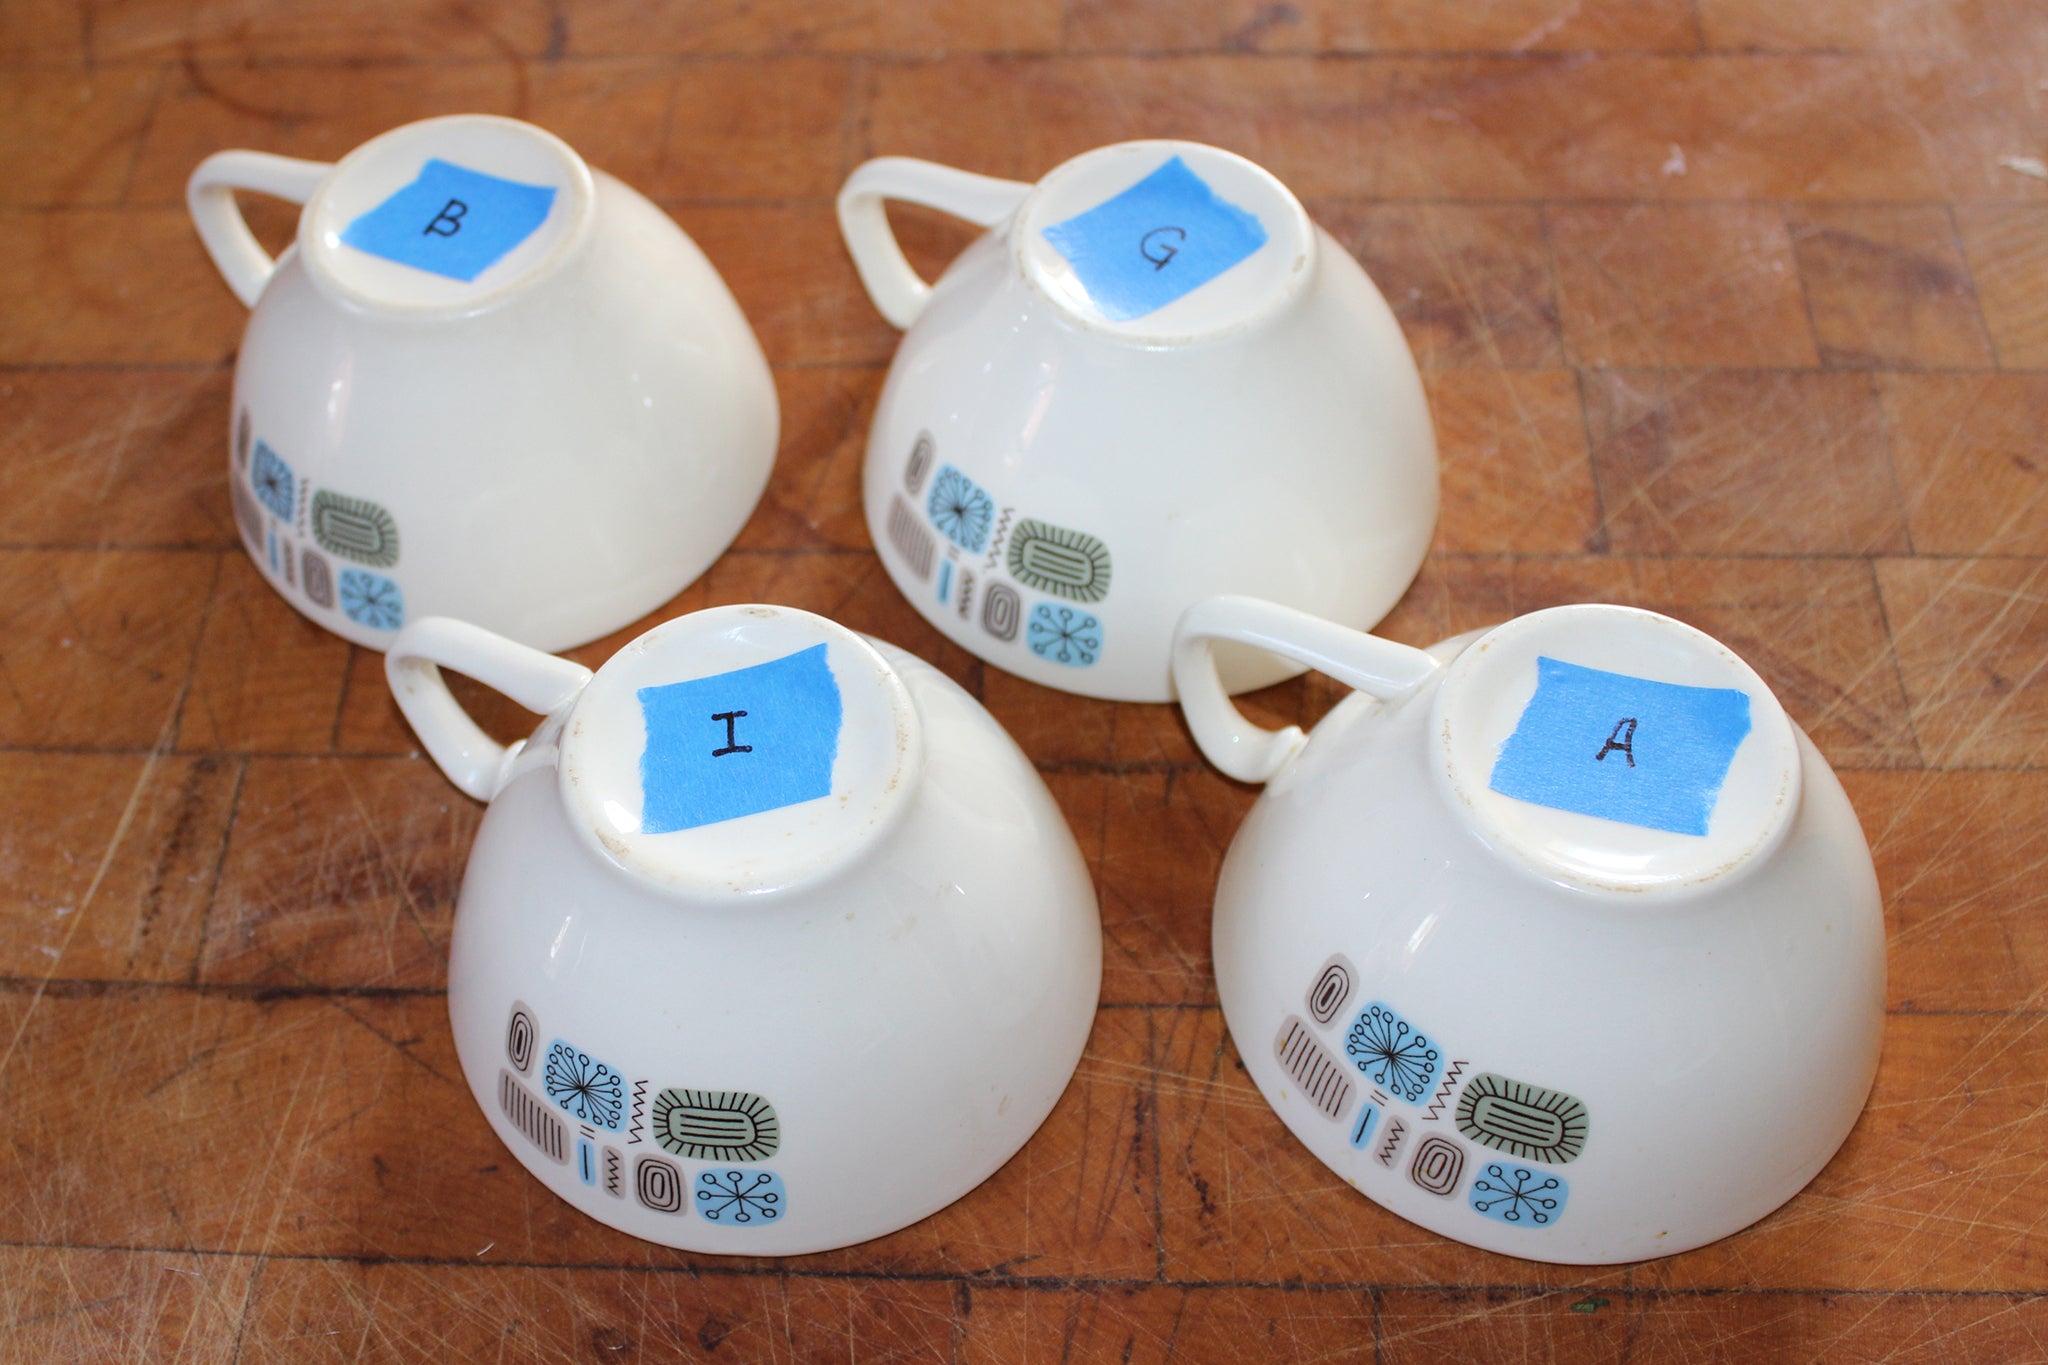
[1008,139,1319,347]
[296,114,599,319]
[554,604,928,904]
[1427,604,1804,898]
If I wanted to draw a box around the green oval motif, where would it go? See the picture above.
[310,489,400,567]
[1006,519,1111,603]
[1454,1072,1589,1165]
[651,1088,780,1162]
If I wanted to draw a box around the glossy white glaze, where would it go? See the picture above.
[1177,599,1886,1264]
[192,115,777,652]
[842,141,1438,702]
[390,606,1102,1255]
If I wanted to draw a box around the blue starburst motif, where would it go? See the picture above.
[926,464,994,552]
[696,1168,784,1225]
[1470,1162,1567,1227]
[338,569,404,632]
[250,440,295,520]
[1026,603,1102,667]
[542,1040,624,1131]
[1344,1001,1442,1103]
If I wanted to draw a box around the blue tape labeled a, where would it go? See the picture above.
[339,158,557,283]
[1488,657,1753,837]
[637,644,842,834]
[1040,155,1269,322]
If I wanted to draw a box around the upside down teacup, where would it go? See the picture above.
[1172,596,1885,1264]
[190,114,778,651]
[386,604,1101,1254]
[838,140,1438,702]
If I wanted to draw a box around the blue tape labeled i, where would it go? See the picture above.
[1040,155,1269,322]
[340,158,557,283]
[1488,657,1753,837]
[637,644,843,834]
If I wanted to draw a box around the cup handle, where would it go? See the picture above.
[186,150,333,308]
[837,157,1033,329]
[1173,596,1443,785]
[385,617,594,802]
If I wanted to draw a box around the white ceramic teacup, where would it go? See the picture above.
[386,604,1101,1255]
[191,114,778,651]
[1172,596,1885,1264]
[839,140,1438,702]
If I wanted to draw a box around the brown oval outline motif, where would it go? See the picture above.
[1305,953,1357,1027]
[635,1153,684,1212]
[1408,1134,1466,1197]
[505,1001,537,1074]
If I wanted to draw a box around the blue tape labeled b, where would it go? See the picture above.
[637,644,842,834]
[340,158,557,283]
[1040,155,1269,322]
[1488,657,1753,837]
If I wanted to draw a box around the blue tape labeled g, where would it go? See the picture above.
[637,644,843,834]
[1040,155,1269,322]
[340,158,557,283]
[1488,657,1753,837]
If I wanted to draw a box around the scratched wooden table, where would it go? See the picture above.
[3,0,2046,1359]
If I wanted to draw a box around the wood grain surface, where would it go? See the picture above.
[3,0,2047,1359]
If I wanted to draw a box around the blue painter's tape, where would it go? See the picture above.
[340,158,557,283]
[638,644,842,834]
[1488,657,1753,837]
[1349,1100,1381,1151]
[1040,155,1269,322]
